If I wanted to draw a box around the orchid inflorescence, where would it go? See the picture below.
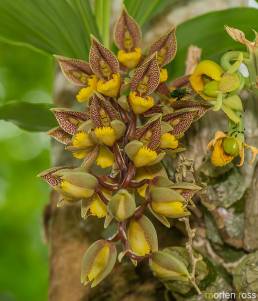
[39,8,258,294]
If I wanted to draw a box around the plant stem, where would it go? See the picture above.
[180,217,202,295]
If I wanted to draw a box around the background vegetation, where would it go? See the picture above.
[0,44,53,301]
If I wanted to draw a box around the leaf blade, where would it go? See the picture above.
[169,7,258,79]
[0,101,57,132]
[0,0,92,58]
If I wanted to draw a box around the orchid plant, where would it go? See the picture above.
[38,8,258,296]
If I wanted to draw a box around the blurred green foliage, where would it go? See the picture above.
[0,41,53,301]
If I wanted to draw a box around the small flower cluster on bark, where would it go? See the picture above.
[190,26,258,167]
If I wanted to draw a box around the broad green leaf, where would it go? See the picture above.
[66,0,101,50]
[124,0,181,27]
[169,7,258,79]
[95,0,111,47]
[0,102,56,132]
[0,0,99,58]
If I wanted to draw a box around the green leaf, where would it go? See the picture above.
[169,7,258,79]
[0,0,99,58]
[95,0,111,47]
[0,101,56,132]
[124,0,181,27]
[66,0,101,50]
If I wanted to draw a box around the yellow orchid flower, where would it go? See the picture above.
[55,171,97,200]
[96,146,114,168]
[60,180,94,199]
[133,146,158,168]
[117,48,141,69]
[81,240,117,287]
[128,220,150,256]
[94,126,116,146]
[89,194,107,218]
[159,68,168,83]
[208,131,237,167]
[129,91,154,114]
[135,168,155,198]
[76,75,98,102]
[127,216,158,257]
[160,133,178,150]
[190,60,223,99]
[71,131,94,159]
[151,201,188,218]
[87,244,110,282]
[97,73,121,97]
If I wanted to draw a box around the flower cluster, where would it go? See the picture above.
[190,26,258,167]
[39,9,207,290]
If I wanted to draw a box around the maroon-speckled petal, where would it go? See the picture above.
[48,127,71,145]
[130,53,160,96]
[52,108,88,135]
[113,8,141,50]
[149,29,177,67]
[89,37,119,79]
[55,55,93,86]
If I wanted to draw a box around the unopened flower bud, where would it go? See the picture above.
[203,80,219,97]
[127,215,158,257]
[54,170,98,200]
[81,240,117,287]
[150,187,189,218]
[222,136,239,156]
[149,250,190,281]
[108,189,136,221]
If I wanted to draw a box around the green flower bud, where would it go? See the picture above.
[127,215,158,257]
[149,250,190,282]
[124,140,144,160]
[81,240,117,287]
[108,189,136,221]
[203,80,219,97]
[53,169,98,200]
[223,95,243,111]
[150,187,189,219]
[222,137,239,156]
[110,119,126,139]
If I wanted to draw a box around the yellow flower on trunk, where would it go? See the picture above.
[211,139,235,167]
[71,131,94,159]
[127,216,158,257]
[128,220,150,256]
[160,133,178,149]
[76,75,98,102]
[129,91,154,114]
[190,60,223,99]
[87,245,110,281]
[81,240,117,287]
[159,68,168,83]
[61,180,94,199]
[133,146,158,168]
[151,201,188,218]
[89,194,107,218]
[96,146,114,168]
[94,126,116,146]
[208,131,237,167]
[117,48,141,69]
[97,73,121,97]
